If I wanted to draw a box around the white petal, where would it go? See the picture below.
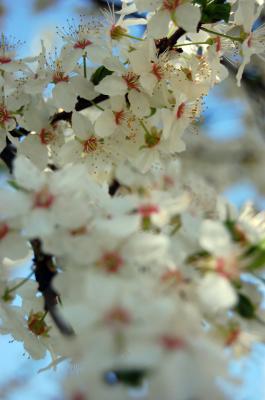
[128,90,150,117]
[197,274,237,314]
[52,82,76,112]
[200,220,232,256]
[147,11,170,39]
[95,75,127,96]
[70,75,96,100]
[94,110,116,137]
[176,4,201,33]
[14,155,45,191]
[72,111,94,137]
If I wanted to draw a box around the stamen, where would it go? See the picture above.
[104,307,131,326]
[83,136,98,153]
[160,335,186,350]
[162,0,181,11]
[39,128,56,145]
[176,102,185,119]
[0,223,9,240]
[138,204,160,217]
[122,72,140,91]
[34,187,54,209]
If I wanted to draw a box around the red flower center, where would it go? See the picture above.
[0,56,11,64]
[27,312,50,336]
[247,33,253,48]
[122,72,140,91]
[160,335,186,350]
[114,110,124,125]
[138,204,160,217]
[39,128,55,145]
[71,392,87,400]
[163,0,181,11]
[215,37,222,53]
[151,63,163,81]
[176,102,185,119]
[104,307,131,326]
[74,39,92,49]
[98,251,124,273]
[0,223,9,240]
[52,71,69,84]
[225,328,240,346]
[83,136,98,153]
[0,104,10,125]
[34,187,54,209]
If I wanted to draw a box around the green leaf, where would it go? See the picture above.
[91,66,113,86]
[203,3,231,23]
[194,0,231,24]
[7,179,24,191]
[235,294,256,319]
[247,250,265,271]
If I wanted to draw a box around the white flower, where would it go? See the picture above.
[197,273,237,314]
[146,1,201,39]
[200,220,232,257]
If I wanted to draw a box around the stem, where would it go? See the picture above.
[123,33,144,41]
[6,270,35,295]
[83,53,87,78]
[90,100,104,111]
[200,27,243,43]
[40,310,48,322]
[1,33,5,103]
[174,41,210,48]
[139,119,150,136]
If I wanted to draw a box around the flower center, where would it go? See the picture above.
[114,110,125,125]
[74,39,92,49]
[138,204,160,217]
[98,251,124,273]
[181,67,193,81]
[104,307,131,326]
[71,392,87,400]
[0,104,10,126]
[0,56,11,64]
[144,128,161,148]
[225,327,240,346]
[52,71,69,84]
[160,335,186,350]
[122,72,140,91]
[176,102,185,119]
[110,24,127,40]
[0,223,9,240]
[34,187,54,209]
[151,63,163,81]
[39,128,56,145]
[70,226,87,236]
[161,270,183,283]
[247,33,253,48]
[27,311,50,336]
[83,136,98,153]
[162,0,181,11]
[215,37,222,53]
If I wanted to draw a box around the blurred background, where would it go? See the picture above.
[0,0,265,398]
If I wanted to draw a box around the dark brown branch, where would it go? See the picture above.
[31,239,75,336]
[155,28,186,55]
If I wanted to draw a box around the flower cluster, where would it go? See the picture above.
[0,0,265,399]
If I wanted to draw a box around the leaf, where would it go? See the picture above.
[193,0,231,24]
[247,250,265,271]
[91,66,113,86]
[7,179,24,191]
[235,294,256,319]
